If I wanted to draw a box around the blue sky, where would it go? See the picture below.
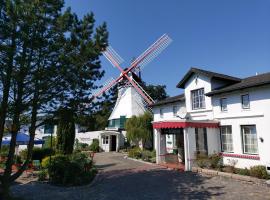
[65,0,270,96]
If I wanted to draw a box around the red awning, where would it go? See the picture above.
[153,121,219,129]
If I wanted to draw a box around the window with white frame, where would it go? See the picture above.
[173,106,178,117]
[241,94,250,109]
[241,125,258,154]
[220,98,227,111]
[160,108,164,118]
[191,88,205,110]
[220,126,233,152]
[102,136,109,145]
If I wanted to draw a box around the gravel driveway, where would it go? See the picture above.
[11,152,270,200]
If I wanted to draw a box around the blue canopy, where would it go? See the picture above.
[2,132,45,145]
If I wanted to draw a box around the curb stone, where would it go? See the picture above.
[192,167,270,187]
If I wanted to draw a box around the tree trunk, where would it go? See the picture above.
[11,84,39,181]
[56,108,75,154]
[0,34,16,150]
[0,42,28,197]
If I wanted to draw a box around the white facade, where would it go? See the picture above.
[153,68,270,171]
[109,86,147,120]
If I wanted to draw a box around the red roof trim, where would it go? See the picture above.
[220,153,260,160]
[153,121,219,129]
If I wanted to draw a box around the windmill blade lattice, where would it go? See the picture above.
[92,77,117,98]
[103,46,124,68]
[131,34,172,73]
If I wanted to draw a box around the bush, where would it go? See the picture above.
[128,147,142,159]
[235,168,250,176]
[141,150,152,161]
[48,153,96,186]
[208,153,222,169]
[249,165,269,179]
[41,156,51,168]
[89,139,99,152]
[20,147,55,162]
[38,169,48,181]
[195,154,210,168]
[0,146,9,157]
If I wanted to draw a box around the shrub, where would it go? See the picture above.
[128,147,141,159]
[89,139,99,152]
[235,168,250,176]
[249,165,269,179]
[0,146,9,157]
[41,156,51,168]
[48,153,95,186]
[20,147,55,162]
[208,153,222,169]
[38,169,48,181]
[195,154,210,168]
[141,150,152,161]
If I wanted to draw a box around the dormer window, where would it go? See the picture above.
[220,98,227,111]
[241,94,250,109]
[173,106,177,117]
[191,88,205,110]
[160,108,164,118]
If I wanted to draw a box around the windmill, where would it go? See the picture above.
[77,34,172,152]
[93,33,172,110]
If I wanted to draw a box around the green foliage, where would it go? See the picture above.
[43,136,57,150]
[38,169,48,181]
[195,153,222,169]
[128,148,156,163]
[144,84,168,101]
[89,139,99,152]
[125,112,153,148]
[235,168,250,176]
[249,165,269,179]
[0,146,9,157]
[48,153,96,186]
[56,108,75,155]
[208,153,222,169]
[19,148,54,162]
[41,156,51,169]
[128,147,142,159]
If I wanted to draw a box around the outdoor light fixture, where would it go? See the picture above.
[259,137,264,143]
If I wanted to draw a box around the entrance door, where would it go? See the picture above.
[195,128,208,155]
[111,135,117,151]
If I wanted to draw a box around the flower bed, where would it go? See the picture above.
[194,153,270,183]
[127,148,156,163]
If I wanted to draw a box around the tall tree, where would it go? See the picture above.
[55,11,108,154]
[144,84,168,102]
[0,0,73,197]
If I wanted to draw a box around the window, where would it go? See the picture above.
[241,125,258,154]
[241,94,250,109]
[220,126,233,152]
[102,136,109,145]
[173,106,178,117]
[160,108,164,118]
[220,98,227,111]
[191,88,205,110]
[195,128,208,155]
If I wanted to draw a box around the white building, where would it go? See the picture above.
[153,67,270,171]
[76,73,148,152]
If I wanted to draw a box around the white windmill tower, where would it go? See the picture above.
[90,34,172,151]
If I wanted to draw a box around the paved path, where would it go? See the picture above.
[12,152,270,200]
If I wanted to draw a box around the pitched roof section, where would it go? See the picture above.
[176,67,241,88]
[151,94,185,107]
[206,72,270,96]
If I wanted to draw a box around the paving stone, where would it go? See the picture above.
[11,152,270,200]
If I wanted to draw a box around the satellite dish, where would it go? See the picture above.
[177,113,187,119]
